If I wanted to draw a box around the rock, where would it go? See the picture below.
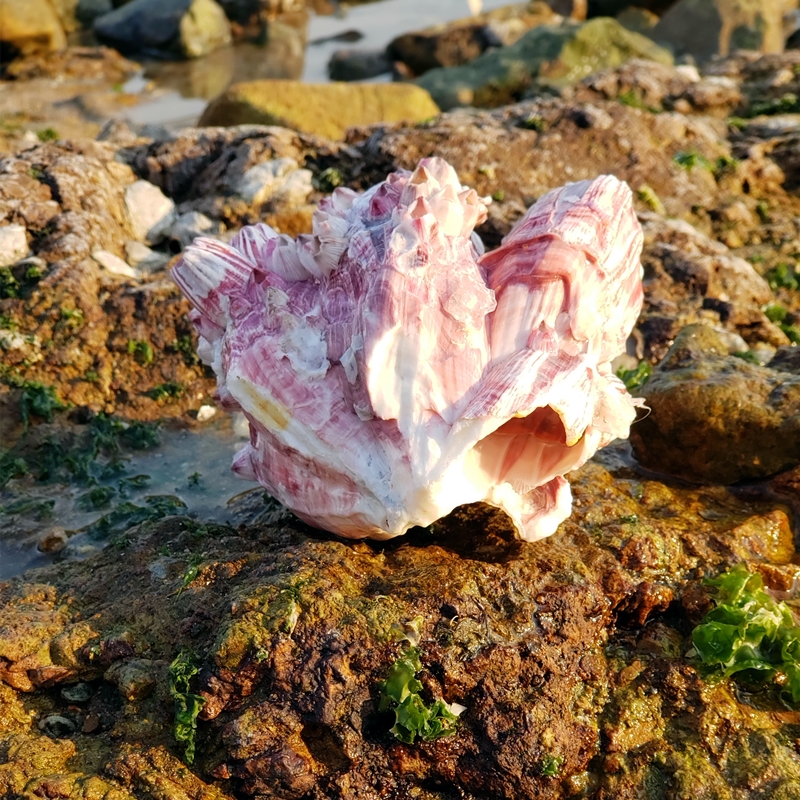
[124,240,171,272]
[0,225,29,267]
[214,0,304,25]
[92,248,138,278]
[629,323,800,483]
[415,17,674,110]
[652,0,794,62]
[327,48,391,81]
[770,345,800,373]
[2,45,139,82]
[93,0,231,59]
[638,215,781,359]
[234,157,313,208]
[37,527,68,553]
[199,81,441,140]
[0,0,67,58]
[387,3,555,79]
[615,6,659,36]
[76,0,113,25]
[104,658,159,701]
[167,210,221,249]
[124,180,177,245]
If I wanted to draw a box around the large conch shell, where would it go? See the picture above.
[173,157,643,541]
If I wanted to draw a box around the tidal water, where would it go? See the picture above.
[124,0,517,129]
[0,417,259,580]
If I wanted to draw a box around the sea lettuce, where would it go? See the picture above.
[692,564,800,705]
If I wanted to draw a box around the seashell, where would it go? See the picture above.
[172,158,643,542]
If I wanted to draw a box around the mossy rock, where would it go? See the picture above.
[199,81,441,140]
[416,16,673,110]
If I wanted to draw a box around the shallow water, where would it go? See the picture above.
[0,416,259,580]
[126,0,517,128]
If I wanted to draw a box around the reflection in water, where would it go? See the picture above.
[142,16,308,101]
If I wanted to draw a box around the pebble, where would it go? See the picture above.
[92,249,139,279]
[38,714,78,737]
[0,224,29,267]
[196,404,217,422]
[235,158,311,206]
[38,527,68,553]
[124,240,170,273]
[124,180,176,245]
[61,682,94,703]
[168,210,221,250]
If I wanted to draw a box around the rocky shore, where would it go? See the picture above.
[3,0,800,797]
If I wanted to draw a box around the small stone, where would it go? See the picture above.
[328,48,391,81]
[168,210,221,250]
[235,158,299,205]
[38,714,78,737]
[124,180,177,245]
[82,713,101,733]
[92,249,139,279]
[124,240,171,273]
[196,404,217,422]
[0,225,29,267]
[38,527,68,553]
[104,658,158,701]
[61,682,94,703]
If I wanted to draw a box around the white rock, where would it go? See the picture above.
[124,180,177,245]
[196,404,217,422]
[235,158,299,205]
[0,225,29,267]
[169,211,221,249]
[273,169,314,208]
[124,240,171,273]
[92,249,139,278]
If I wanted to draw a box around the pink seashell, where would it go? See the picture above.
[172,158,643,542]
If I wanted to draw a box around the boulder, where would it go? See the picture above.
[415,17,673,110]
[630,324,800,483]
[652,0,794,62]
[0,0,67,58]
[199,81,441,140]
[93,0,231,58]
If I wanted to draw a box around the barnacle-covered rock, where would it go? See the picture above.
[172,157,643,541]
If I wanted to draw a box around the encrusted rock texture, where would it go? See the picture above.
[3,46,800,800]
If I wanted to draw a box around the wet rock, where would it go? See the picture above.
[0,0,67,59]
[104,658,159,700]
[93,0,232,59]
[327,48,391,82]
[770,345,800,373]
[415,17,673,110]
[124,179,177,245]
[629,323,800,483]
[200,81,441,140]
[652,0,793,62]
[60,682,94,703]
[37,527,68,553]
[0,225,29,267]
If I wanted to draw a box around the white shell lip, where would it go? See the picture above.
[172,157,644,543]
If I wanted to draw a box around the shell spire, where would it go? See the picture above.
[172,157,643,542]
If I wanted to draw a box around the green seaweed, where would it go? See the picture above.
[691,564,800,706]
[168,650,206,765]
[146,382,184,401]
[378,647,460,744]
[17,381,66,428]
[616,361,652,392]
[540,754,564,777]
